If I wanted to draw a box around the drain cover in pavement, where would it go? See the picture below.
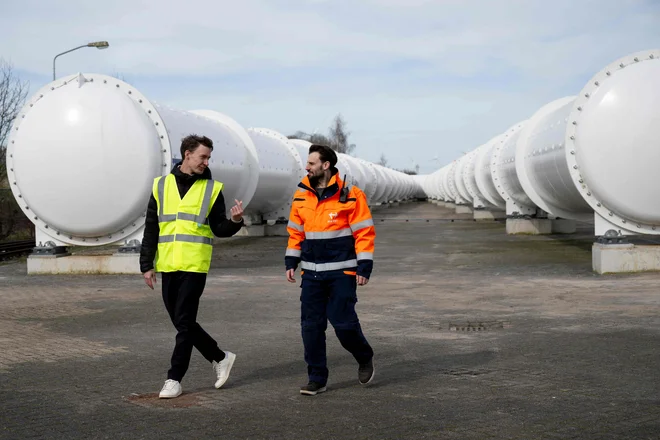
[448,320,511,332]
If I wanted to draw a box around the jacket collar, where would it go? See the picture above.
[299,167,342,189]
[171,160,212,182]
[299,168,345,199]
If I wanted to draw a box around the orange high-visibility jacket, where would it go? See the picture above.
[285,170,376,278]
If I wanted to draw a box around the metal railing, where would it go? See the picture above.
[0,239,34,260]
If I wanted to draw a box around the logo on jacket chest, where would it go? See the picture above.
[328,212,338,223]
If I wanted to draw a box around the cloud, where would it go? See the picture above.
[4,0,656,77]
[1,0,658,173]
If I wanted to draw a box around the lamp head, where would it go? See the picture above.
[88,41,109,49]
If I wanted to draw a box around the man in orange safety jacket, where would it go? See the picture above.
[285,144,376,396]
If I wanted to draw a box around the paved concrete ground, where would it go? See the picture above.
[1,202,659,439]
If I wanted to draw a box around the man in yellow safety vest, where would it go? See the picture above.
[140,134,245,399]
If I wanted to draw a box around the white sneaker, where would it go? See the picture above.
[212,351,236,389]
[159,379,182,399]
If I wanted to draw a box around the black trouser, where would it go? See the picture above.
[162,271,224,382]
[301,274,374,385]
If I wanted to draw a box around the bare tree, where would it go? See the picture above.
[328,114,355,155]
[0,190,17,240]
[309,133,333,146]
[287,131,334,149]
[289,113,357,155]
[287,131,310,140]
[0,58,29,186]
[378,153,388,167]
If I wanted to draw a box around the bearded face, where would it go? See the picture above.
[306,152,330,187]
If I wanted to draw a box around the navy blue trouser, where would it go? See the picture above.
[301,274,374,385]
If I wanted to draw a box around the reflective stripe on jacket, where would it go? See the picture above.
[153,174,223,273]
[285,171,375,278]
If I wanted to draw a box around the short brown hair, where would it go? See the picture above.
[180,134,213,158]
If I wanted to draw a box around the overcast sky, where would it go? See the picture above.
[1,0,658,174]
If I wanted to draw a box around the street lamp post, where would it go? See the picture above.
[53,41,110,80]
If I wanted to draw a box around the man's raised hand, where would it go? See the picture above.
[231,199,244,222]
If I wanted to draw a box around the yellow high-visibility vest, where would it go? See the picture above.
[152,174,223,273]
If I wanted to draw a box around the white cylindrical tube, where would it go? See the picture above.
[491,121,537,215]
[515,96,592,221]
[438,165,450,201]
[474,135,506,209]
[371,164,390,204]
[422,170,437,199]
[6,73,258,246]
[355,157,378,203]
[189,109,260,208]
[156,106,260,212]
[444,161,463,203]
[461,147,491,208]
[289,139,309,167]
[246,128,304,220]
[454,153,474,204]
[339,154,367,192]
[565,49,660,234]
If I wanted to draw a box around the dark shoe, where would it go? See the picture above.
[300,381,327,396]
[358,359,375,385]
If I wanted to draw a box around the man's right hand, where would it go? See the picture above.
[144,270,157,290]
[286,269,296,283]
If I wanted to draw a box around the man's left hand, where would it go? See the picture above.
[357,275,369,286]
[231,199,244,222]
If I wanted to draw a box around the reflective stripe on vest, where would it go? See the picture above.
[300,259,358,272]
[158,234,213,245]
[153,174,223,273]
[350,218,374,232]
[286,248,302,257]
[157,175,215,225]
[305,228,352,240]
